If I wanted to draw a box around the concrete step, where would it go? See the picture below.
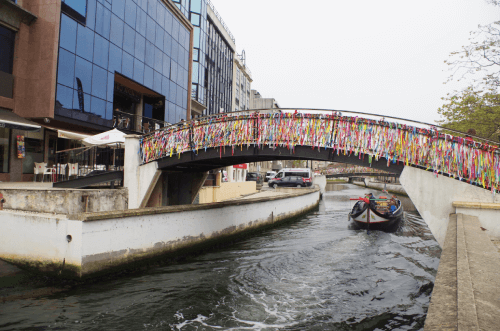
[425,213,500,330]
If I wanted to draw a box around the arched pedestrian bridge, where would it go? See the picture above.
[124,108,500,246]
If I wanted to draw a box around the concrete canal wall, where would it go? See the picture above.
[400,166,500,247]
[0,188,320,278]
[0,188,128,214]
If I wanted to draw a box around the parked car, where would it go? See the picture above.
[246,172,263,184]
[268,176,308,188]
[272,168,313,186]
[265,171,276,182]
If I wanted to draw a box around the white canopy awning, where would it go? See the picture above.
[82,128,126,146]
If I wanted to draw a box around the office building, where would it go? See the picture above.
[0,0,193,182]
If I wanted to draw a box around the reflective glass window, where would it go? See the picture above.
[162,53,170,78]
[56,84,74,109]
[155,24,163,49]
[170,60,177,85]
[91,96,106,118]
[169,81,176,103]
[74,56,92,94]
[107,71,114,102]
[76,25,94,62]
[122,51,134,78]
[61,0,87,24]
[73,90,91,112]
[153,70,161,93]
[22,138,44,174]
[138,0,147,12]
[57,48,75,87]
[136,8,147,37]
[87,0,96,30]
[176,84,182,106]
[193,28,200,49]
[156,2,165,26]
[145,40,154,67]
[164,10,172,34]
[0,128,9,173]
[95,3,111,40]
[60,14,77,53]
[0,25,15,74]
[147,0,156,20]
[154,46,162,73]
[162,75,170,99]
[190,13,200,27]
[111,0,125,20]
[93,35,109,69]
[146,16,155,43]
[110,13,124,47]
[144,65,153,89]
[171,40,178,63]
[191,0,201,14]
[122,24,135,55]
[192,62,199,84]
[106,101,113,120]
[92,64,107,99]
[133,58,144,84]
[108,43,122,73]
[124,0,137,28]
[134,32,145,62]
[172,19,179,41]
[163,32,172,57]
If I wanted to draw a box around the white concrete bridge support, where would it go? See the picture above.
[400,166,500,247]
[124,135,208,208]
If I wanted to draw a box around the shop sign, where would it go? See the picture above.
[233,164,247,169]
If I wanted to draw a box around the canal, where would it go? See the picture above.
[0,183,441,330]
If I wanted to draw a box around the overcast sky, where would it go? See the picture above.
[210,0,498,124]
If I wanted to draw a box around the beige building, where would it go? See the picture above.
[232,51,252,112]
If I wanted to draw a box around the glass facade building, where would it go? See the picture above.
[173,0,234,115]
[55,0,191,129]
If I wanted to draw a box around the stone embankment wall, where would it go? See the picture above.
[0,188,320,278]
[0,188,128,214]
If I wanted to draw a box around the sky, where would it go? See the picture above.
[210,0,499,125]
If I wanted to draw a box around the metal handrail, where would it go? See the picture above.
[149,108,497,146]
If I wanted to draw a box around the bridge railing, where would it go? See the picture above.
[139,109,500,192]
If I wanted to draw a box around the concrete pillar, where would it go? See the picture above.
[124,134,159,209]
[135,95,143,132]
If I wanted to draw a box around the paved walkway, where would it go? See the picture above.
[425,214,500,330]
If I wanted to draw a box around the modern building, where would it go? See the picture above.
[173,0,235,116]
[250,89,280,110]
[233,51,252,112]
[0,0,193,182]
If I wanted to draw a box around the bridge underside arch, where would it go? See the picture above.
[155,145,405,174]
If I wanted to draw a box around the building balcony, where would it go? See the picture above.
[113,110,170,134]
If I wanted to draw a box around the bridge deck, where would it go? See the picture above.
[425,213,500,330]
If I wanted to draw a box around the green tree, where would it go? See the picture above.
[437,87,500,141]
[438,1,500,141]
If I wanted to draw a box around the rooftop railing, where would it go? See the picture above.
[207,0,235,44]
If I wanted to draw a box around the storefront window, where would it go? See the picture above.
[0,128,9,173]
[22,138,44,174]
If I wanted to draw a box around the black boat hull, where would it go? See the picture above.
[349,200,404,232]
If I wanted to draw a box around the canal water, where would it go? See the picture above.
[0,184,440,330]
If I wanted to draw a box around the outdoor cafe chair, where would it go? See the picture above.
[33,162,46,182]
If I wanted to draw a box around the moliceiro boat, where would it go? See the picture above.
[349,193,403,232]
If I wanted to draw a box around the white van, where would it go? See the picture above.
[272,168,312,186]
[265,171,276,182]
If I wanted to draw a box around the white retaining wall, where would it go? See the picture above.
[0,189,320,278]
[400,166,500,247]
